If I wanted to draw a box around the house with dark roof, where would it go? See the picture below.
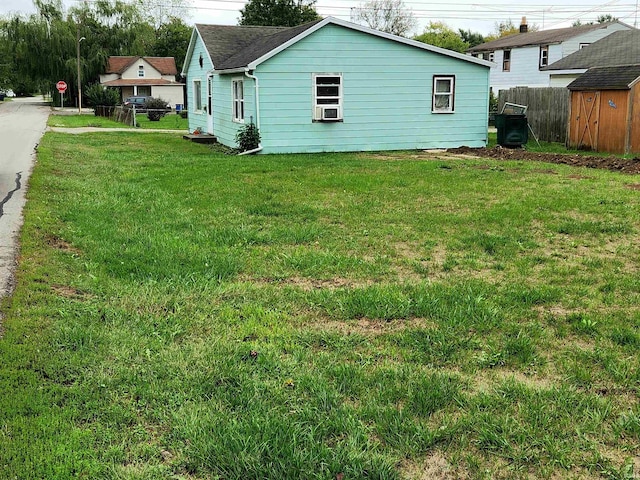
[542,30,640,87]
[467,18,632,93]
[567,64,640,154]
[181,17,492,154]
[99,56,185,109]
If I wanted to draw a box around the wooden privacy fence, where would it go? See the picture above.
[498,87,569,144]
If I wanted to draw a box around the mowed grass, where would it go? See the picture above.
[48,113,129,128]
[48,113,188,130]
[134,113,188,130]
[1,133,640,479]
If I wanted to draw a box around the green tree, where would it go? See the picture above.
[484,19,538,42]
[459,28,484,48]
[0,0,190,101]
[151,17,191,73]
[597,14,617,23]
[239,0,320,27]
[414,22,468,53]
[84,83,120,110]
[350,0,417,37]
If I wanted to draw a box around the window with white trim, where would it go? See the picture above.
[503,49,511,71]
[138,65,144,78]
[232,79,244,122]
[313,74,342,121]
[539,46,549,68]
[193,79,202,111]
[432,76,455,113]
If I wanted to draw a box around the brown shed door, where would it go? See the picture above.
[632,85,640,154]
[570,91,600,150]
[597,91,628,154]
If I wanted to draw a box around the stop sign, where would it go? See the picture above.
[56,81,67,93]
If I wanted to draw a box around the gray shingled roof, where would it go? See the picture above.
[567,64,640,90]
[543,30,640,71]
[467,22,620,53]
[196,20,323,71]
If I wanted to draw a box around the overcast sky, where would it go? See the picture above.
[2,0,639,35]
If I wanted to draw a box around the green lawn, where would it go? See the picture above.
[48,113,188,130]
[48,113,130,128]
[134,113,188,130]
[1,132,639,479]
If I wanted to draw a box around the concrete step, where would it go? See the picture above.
[183,134,217,144]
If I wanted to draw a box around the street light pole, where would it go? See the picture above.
[77,30,85,114]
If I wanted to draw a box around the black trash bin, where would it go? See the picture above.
[0,93,5,101]
[495,114,528,147]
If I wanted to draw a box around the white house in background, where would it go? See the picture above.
[99,56,185,109]
[542,30,640,87]
[467,18,633,93]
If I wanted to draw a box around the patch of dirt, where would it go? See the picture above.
[473,370,557,394]
[51,284,91,299]
[447,146,640,174]
[244,275,372,290]
[400,452,468,480]
[302,317,437,336]
[626,183,640,190]
[46,235,81,254]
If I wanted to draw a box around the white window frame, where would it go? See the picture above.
[232,78,244,123]
[193,79,202,112]
[138,65,144,78]
[312,73,343,121]
[539,45,549,68]
[432,76,455,114]
[503,49,511,72]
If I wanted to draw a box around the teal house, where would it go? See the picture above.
[182,17,492,154]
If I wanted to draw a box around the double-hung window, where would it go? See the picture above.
[138,65,144,78]
[432,76,455,113]
[232,79,244,123]
[313,74,342,121]
[539,46,549,68]
[193,79,202,111]
[503,49,511,71]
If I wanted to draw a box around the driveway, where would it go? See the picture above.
[0,97,50,303]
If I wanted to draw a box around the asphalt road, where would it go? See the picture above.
[0,97,50,301]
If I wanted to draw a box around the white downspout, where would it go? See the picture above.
[238,69,263,155]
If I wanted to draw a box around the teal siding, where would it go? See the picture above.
[248,24,489,154]
[213,75,256,149]
[185,33,211,134]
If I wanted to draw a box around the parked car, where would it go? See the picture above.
[123,96,172,114]
[123,96,151,112]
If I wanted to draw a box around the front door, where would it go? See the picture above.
[571,91,600,150]
[207,76,213,134]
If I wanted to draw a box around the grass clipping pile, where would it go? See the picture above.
[448,146,640,174]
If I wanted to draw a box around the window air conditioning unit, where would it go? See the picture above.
[315,106,342,121]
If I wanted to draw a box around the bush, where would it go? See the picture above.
[235,122,261,152]
[489,90,499,112]
[145,97,170,121]
[85,84,120,114]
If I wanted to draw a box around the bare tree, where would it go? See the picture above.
[350,0,417,37]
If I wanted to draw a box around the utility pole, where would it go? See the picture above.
[77,27,85,114]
